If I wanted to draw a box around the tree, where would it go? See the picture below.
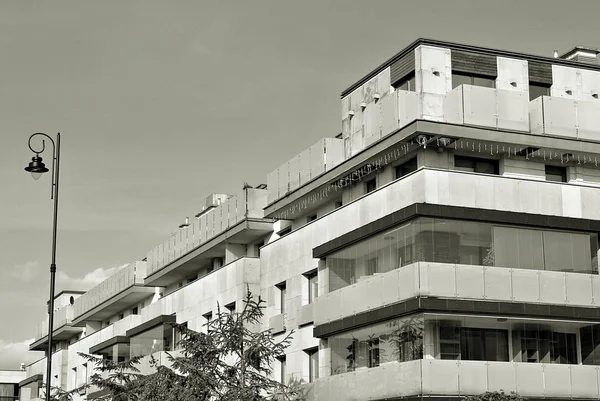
[464,390,524,401]
[80,289,307,401]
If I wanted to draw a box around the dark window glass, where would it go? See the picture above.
[452,73,495,89]
[132,307,138,315]
[529,83,550,101]
[278,226,292,237]
[546,165,567,182]
[327,217,598,292]
[396,74,416,91]
[455,156,499,175]
[365,178,377,193]
[306,271,318,303]
[307,348,319,382]
[515,327,576,364]
[395,157,418,179]
[307,214,317,223]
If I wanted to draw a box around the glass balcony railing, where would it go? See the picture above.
[73,261,146,320]
[145,188,268,278]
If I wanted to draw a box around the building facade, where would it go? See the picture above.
[0,370,24,401]
[19,39,600,401]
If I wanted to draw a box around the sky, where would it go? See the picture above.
[2,0,600,370]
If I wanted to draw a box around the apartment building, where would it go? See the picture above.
[0,370,24,401]
[19,38,600,401]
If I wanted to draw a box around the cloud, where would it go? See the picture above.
[0,338,43,370]
[56,264,128,290]
[2,260,40,282]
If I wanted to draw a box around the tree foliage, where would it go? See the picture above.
[79,289,307,401]
[464,390,524,401]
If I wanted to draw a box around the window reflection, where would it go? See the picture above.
[330,315,423,375]
[130,325,173,358]
[327,217,599,292]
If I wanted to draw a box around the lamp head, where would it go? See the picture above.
[24,155,49,180]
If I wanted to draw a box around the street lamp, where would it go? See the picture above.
[24,132,61,401]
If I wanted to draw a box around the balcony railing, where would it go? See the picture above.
[266,138,344,204]
[145,188,267,278]
[444,84,530,131]
[315,262,600,326]
[73,261,146,319]
[312,360,600,400]
[530,95,600,140]
[34,305,75,341]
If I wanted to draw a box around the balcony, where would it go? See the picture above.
[30,306,83,351]
[140,257,261,330]
[444,85,530,132]
[315,262,600,327]
[72,262,153,326]
[311,360,600,400]
[267,138,345,204]
[144,188,272,286]
[530,95,600,140]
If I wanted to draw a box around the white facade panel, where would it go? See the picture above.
[542,96,578,138]
[551,65,578,99]
[398,90,421,128]
[577,99,600,141]
[463,85,496,128]
[496,57,529,93]
[497,90,529,131]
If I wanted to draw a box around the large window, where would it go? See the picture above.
[395,157,418,179]
[130,325,173,358]
[455,155,499,175]
[396,74,416,92]
[438,324,508,361]
[326,218,599,292]
[452,73,495,89]
[330,315,423,375]
[529,83,550,101]
[546,165,567,182]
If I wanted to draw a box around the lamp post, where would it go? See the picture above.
[24,132,61,401]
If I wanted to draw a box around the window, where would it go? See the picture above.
[307,214,317,223]
[132,307,138,315]
[529,83,550,101]
[334,201,343,209]
[396,74,416,91]
[454,155,499,175]
[118,313,124,320]
[256,241,264,257]
[305,348,319,382]
[326,217,599,292]
[452,73,495,89]
[277,356,286,384]
[174,322,188,350]
[306,271,318,304]
[203,311,212,323]
[330,315,423,375]
[130,325,174,358]
[278,226,292,237]
[276,282,286,315]
[365,178,377,193]
[515,326,577,364]
[395,157,417,179]
[546,165,567,182]
[225,302,236,313]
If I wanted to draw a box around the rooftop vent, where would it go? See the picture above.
[557,46,600,65]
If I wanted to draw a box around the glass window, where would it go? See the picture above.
[327,217,598,292]
[307,271,318,303]
[307,214,317,223]
[452,73,495,89]
[365,178,377,193]
[396,74,416,92]
[306,348,319,382]
[130,325,172,358]
[455,155,499,175]
[529,83,550,101]
[546,165,567,182]
[330,315,423,375]
[395,157,418,179]
[515,325,577,364]
[581,324,600,365]
[276,283,286,315]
